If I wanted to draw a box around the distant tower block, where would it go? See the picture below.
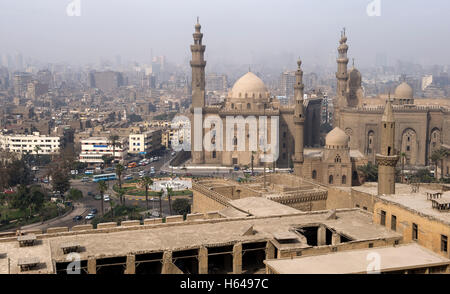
[376,99,399,195]
[293,59,305,176]
[190,18,206,164]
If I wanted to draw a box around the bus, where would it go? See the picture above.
[92,173,117,183]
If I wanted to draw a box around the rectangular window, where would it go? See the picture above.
[391,215,397,231]
[380,210,386,226]
[441,235,448,253]
[412,223,418,240]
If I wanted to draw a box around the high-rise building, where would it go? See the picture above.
[280,71,296,103]
[13,72,32,97]
[206,73,228,91]
[88,71,125,93]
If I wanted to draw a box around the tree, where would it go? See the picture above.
[117,189,126,207]
[140,176,153,211]
[430,148,449,180]
[12,186,45,219]
[430,150,441,180]
[400,152,407,182]
[7,159,33,187]
[172,198,191,216]
[51,169,71,195]
[108,135,121,165]
[102,155,113,168]
[159,189,164,217]
[167,187,173,216]
[68,188,83,202]
[98,180,107,215]
[115,163,125,203]
[357,162,378,182]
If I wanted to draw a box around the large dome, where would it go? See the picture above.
[229,72,269,99]
[326,127,349,149]
[394,82,413,99]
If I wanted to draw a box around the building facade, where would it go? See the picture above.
[129,129,162,155]
[79,137,127,164]
[0,132,60,155]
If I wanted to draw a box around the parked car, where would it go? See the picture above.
[94,194,102,200]
[233,166,240,171]
[85,214,95,220]
[103,195,110,202]
[90,208,98,214]
[87,191,93,196]
[73,215,83,221]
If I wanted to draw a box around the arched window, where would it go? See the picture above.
[212,151,216,159]
[329,175,334,184]
[247,103,251,110]
[342,175,347,185]
[231,103,234,109]
[312,170,317,179]
[233,136,238,146]
[335,155,341,163]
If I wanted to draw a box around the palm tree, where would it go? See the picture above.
[430,149,442,180]
[115,163,124,203]
[167,187,173,216]
[140,176,153,211]
[108,135,121,165]
[117,188,126,207]
[400,152,407,182]
[251,151,256,175]
[159,188,164,217]
[98,180,107,215]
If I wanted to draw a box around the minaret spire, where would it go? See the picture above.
[293,58,305,176]
[335,29,349,128]
[190,19,206,164]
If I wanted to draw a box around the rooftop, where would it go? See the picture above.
[0,209,400,274]
[264,243,449,274]
[353,183,450,225]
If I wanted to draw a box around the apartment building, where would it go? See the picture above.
[0,132,60,155]
[129,129,162,155]
[79,137,127,164]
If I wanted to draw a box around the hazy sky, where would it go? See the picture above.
[1,0,449,69]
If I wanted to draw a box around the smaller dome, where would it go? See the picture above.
[394,82,413,99]
[326,127,349,148]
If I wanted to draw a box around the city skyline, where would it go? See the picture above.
[1,0,450,69]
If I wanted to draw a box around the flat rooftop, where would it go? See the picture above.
[0,209,400,274]
[228,197,301,217]
[353,183,450,225]
[264,243,450,274]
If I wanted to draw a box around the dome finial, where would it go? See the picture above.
[297,58,302,69]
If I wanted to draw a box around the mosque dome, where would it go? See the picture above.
[394,82,413,99]
[326,127,349,149]
[229,72,269,100]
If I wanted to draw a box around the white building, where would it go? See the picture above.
[0,132,60,155]
[79,137,127,164]
[129,129,162,155]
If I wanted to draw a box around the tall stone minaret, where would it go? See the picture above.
[293,59,305,176]
[190,18,206,164]
[376,99,399,195]
[334,29,349,128]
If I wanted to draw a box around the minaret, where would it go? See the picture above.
[190,17,206,164]
[334,29,349,128]
[293,59,305,176]
[376,99,399,195]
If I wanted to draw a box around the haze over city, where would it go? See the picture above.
[1,0,450,70]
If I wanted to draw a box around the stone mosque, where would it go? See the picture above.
[188,21,450,187]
